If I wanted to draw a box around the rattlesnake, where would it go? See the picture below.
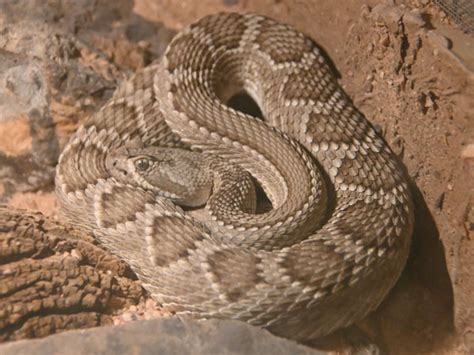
[55,12,414,341]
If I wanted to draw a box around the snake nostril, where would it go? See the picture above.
[115,167,127,176]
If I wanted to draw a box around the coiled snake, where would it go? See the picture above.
[55,12,414,341]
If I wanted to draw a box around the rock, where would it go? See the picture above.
[0,317,326,355]
[0,0,177,206]
[223,0,240,6]
[403,9,427,30]
[418,91,438,114]
[0,8,116,202]
[0,115,31,156]
[0,51,48,122]
[426,31,451,49]
[379,33,391,47]
[0,207,146,342]
[370,5,427,33]
[370,4,403,32]
[360,4,371,19]
[364,81,374,93]
[461,144,474,160]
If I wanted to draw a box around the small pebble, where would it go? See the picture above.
[404,9,426,29]
[379,34,390,47]
[360,4,371,18]
[461,144,474,159]
[71,249,83,260]
[425,94,435,108]
[364,81,373,93]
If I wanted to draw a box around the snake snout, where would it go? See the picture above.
[105,152,131,180]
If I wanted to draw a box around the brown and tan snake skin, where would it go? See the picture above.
[55,13,414,341]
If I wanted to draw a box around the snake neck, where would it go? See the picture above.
[153,20,329,247]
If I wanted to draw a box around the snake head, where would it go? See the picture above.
[105,141,213,207]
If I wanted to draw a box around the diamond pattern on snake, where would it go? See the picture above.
[55,12,414,341]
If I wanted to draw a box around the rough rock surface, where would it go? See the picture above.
[0,0,473,353]
[0,206,147,341]
[0,0,175,213]
[0,317,326,355]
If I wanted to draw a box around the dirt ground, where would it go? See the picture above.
[0,0,473,353]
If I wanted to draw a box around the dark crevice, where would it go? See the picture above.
[227,91,263,120]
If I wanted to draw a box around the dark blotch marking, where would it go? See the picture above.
[83,101,143,140]
[254,18,314,64]
[279,241,349,292]
[147,215,206,267]
[206,249,264,302]
[99,185,155,228]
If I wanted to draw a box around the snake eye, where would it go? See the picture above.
[135,158,151,172]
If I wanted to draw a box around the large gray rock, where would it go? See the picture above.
[0,317,326,355]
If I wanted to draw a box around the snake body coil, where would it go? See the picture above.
[56,13,414,340]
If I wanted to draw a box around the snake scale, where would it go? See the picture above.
[55,13,414,341]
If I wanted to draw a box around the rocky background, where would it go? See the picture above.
[0,0,473,353]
